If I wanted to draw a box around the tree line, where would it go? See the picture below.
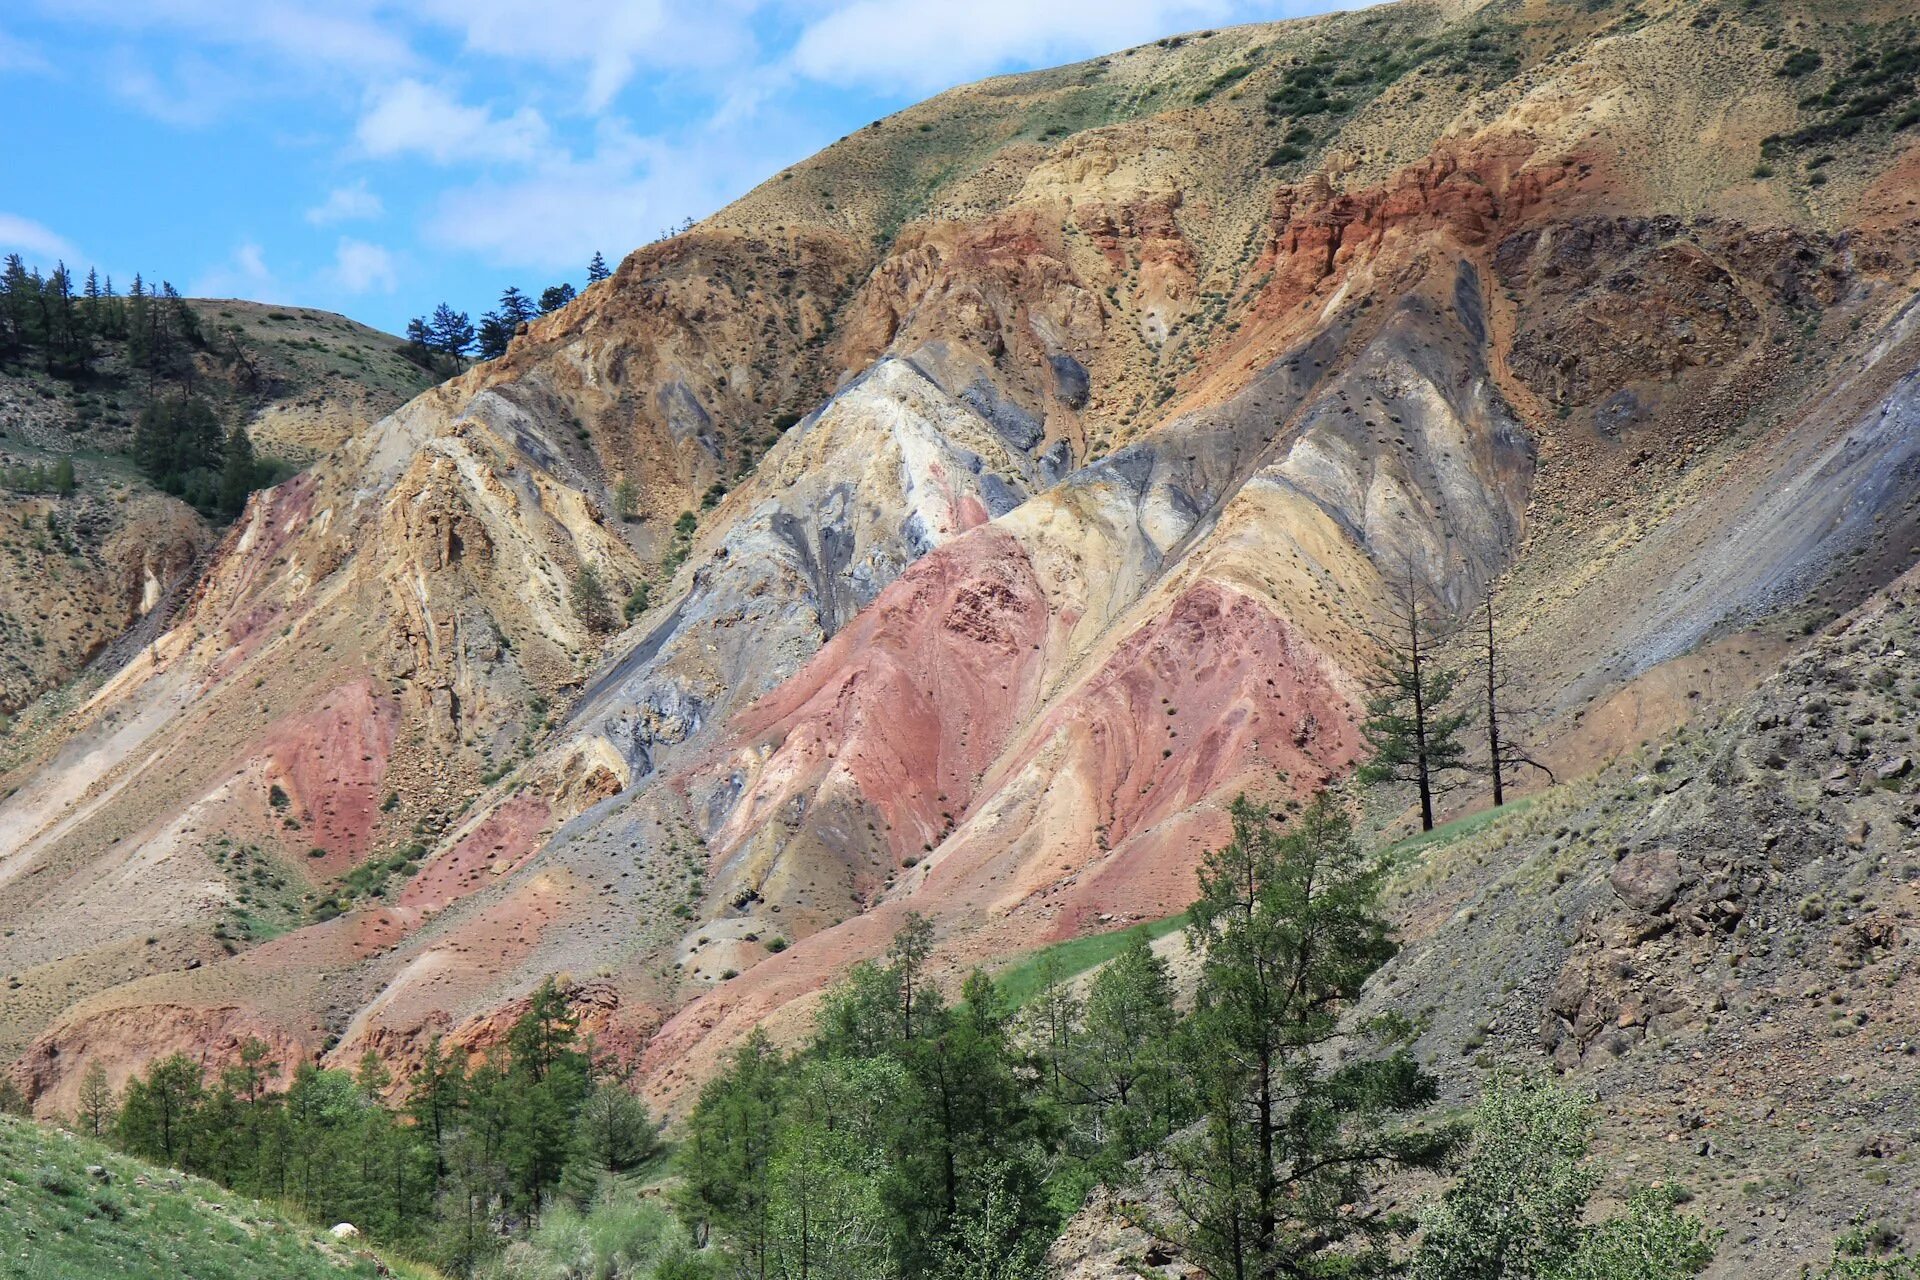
[54,980,660,1275]
[405,251,612,365]
[0,257,289,518]
[1,257,203,391]
[671,794,1716,1280]
[42,784,1726,1280]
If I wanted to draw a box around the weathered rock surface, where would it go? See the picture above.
[4,7,1920,1271]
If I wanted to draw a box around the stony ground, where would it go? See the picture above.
[0,13,1916,1275]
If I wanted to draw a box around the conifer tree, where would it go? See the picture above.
[218,424,259,517]
[588,250,611,282]
[1475,584,1554,807]
[1172,791,1450,1278]
[0,254,32,359]
[570,564,615,633]
[116,1053,206,1167]
[676,1028,785,1256]
[1359,566,1472,831]
[497,285,535,326]
[427,302,475,357]
[77,1060,117,1138]
[1076,928,1182,1158]
[889,910,935,1041]
[577,1082,659,1174]
[475,310,513,360]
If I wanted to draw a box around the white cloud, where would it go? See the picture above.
[101,45,263,126]
[326,237,397,293]
[791,0,1265,93]
[189,241,282,300]
[420,119,784,270]
[45,0,413,78]
[412,0,758,111]
[0,25,52,74]
[356,78,549,165]
[425,153,669,271]
[306,180,384,225]
[0,212,78,263]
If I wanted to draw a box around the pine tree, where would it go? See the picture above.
[475,310,513,360]
[1077,928,1182,1158]
[676,1028,784,1257]
[500,978,591,1218]
[538,282,577,314]
[570,564,615,633]
[889,910,936,1041]
[0,254,31,359]
[893,970,1049,1274]
[133,394,224,495]
[1359,565,1472,831]
[427,303,475,357]
[577,1083,659,1174]
[77,1061,117,1137]
[497,285,535,326]
[1475,584,1554,807]
[587,250,611,282]
[406,1035,467,1193]
[1024,952,1079,1104]
[218,424,259,517]
[116,1053,207,1167]
[155,282,200,392]
[1171,791,1450,1278]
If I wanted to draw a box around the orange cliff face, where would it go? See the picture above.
[4,0,1920,1173]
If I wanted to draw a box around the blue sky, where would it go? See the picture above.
[0,0,1352,336]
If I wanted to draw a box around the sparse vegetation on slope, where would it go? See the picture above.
[0,1113,435,1280]
[5,5,1920,1278]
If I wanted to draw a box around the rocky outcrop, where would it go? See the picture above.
[5,26,1920,1270]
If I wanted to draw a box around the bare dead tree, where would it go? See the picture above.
[1477,582,1554,806]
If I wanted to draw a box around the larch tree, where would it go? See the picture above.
[1171,791,1451,1278]
[77,1060,117,1137]
[1359,564,1472,831]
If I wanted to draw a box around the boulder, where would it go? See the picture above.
[1610,847,1683,913]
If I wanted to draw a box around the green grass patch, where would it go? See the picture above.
[995,911,1190,1009]
[1379,797,1536,866]
[0,1115,438,1280]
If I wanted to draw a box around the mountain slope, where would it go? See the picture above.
[0,1114,427,1280]
[2,4,1919,1270]
[0,300,441,715]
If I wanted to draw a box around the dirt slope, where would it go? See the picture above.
[1,5,1919,1268]
[0,301,440,713]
